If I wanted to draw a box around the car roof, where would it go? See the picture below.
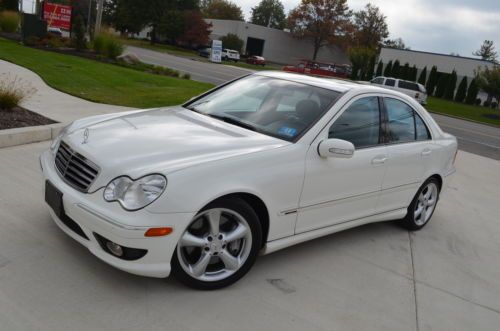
[256,71,386,94]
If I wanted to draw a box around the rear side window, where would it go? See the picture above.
[371,77,384,84]
[415,113,431,140]
[385,98,431,143]
[329,97,380,148]
[398,81,420,91]
[385,79,396,87]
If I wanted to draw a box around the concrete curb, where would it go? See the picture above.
[0,123,66,149]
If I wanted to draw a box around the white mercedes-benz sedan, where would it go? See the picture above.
[41,72,457,289]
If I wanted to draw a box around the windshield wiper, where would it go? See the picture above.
[207,114,258,132]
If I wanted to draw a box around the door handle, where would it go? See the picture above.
[422,149,432,157]
[371,156,387,165]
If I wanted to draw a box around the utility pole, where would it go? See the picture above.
[94,0,104,34]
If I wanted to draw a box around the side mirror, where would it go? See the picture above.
[318,139,355,159]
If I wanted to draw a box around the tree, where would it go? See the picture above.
[465,78,479,105]
[426,65,438,95]
[178,10,212,48]
[400,62,410,80]
[349,47,376,81]
[375,60,383,77]
[410,65,418,82]
[288,0,353,60]
[203,0,244,21]
[392,60,400,78]
[113,0,148,36]
[352,3,388,50]
[455,76,468,103]
[435,73,449,98]
[157,10,185,44]
[383,38,408,50]
[0,0,18,11]
[251,0,286,29]
[383,60,392,77]
[418,66,427,85]
[476,66,500,109]
[221,33,244,53]
[444,70,457,100]
[473,40,498,63]
[72,15,87,51]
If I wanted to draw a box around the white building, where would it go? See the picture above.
[206,19,349,65]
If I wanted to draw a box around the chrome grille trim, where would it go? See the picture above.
[55,141,100,193]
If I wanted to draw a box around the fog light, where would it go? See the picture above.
[106,241,124,257]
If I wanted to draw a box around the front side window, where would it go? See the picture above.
[329,97,381,148]
[185,76,340,142]
[385,98,431,143]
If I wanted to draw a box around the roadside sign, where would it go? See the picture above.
[211,40,222,63]
[43,3,72,30]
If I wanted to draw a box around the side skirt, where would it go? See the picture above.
[260,208,407,255]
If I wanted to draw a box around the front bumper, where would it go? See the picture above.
[40,150,195,278]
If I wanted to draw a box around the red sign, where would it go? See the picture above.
[43,3,72,30]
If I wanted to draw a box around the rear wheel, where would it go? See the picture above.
[401,178,440,230]
[171,198,262,290]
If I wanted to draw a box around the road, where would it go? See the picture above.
[127,46,500,161]
[126,46,252,85]
[431,113,500,160]
[1,143,500,330]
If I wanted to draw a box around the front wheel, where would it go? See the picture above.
[400,178,440,231]
[171,198,262,290]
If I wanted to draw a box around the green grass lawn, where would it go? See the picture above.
[426,97,500,126]
[0,38,213,108]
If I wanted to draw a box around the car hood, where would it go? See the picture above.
[62,107,288,189]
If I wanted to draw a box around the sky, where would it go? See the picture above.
[235,0,500,57]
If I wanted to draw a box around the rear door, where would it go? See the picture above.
[377,97,433,212]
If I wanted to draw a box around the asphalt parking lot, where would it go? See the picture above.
[1,142,500,330]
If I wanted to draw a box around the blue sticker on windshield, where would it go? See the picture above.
[278,127,298,137]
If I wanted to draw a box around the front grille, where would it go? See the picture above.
[55,141,100,192]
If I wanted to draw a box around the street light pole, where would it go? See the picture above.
[87,0,93,37]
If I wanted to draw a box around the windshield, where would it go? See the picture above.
[184,76,341,142]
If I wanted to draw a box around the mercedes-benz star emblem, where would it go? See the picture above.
[82,128,89,144]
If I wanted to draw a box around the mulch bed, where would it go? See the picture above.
[0,107,57,130]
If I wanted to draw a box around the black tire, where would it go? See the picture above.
[171,198,262,290]
[400,177,441,231]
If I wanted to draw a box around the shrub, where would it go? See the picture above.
[220,33,243,53]
[491,102,498,109]
[483,100,490,107]
[0,74,37,110]
[182,73,191,80]
[444,70,457,100]
[454,76,468,103]
[475,98,481,106]
[93,32,124,59]
[465,78,479,104]
[0,10,20,33]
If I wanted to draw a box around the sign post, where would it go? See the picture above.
[42,3,72,30]
[211,40,222,63]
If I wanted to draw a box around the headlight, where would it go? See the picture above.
[50,124,71,153]
[103,174,167,211]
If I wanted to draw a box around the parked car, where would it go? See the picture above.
[42,72,457,290]
[198,47,211,58]
[246,55,266,66]
[222,49,240,62]
[47,27,63,37]
[283,60,351,79]
[371,76,428,105]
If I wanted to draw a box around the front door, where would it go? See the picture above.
[296,96,388,233]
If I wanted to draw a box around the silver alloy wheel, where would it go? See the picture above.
[177,208,253,282]
[414,182,438,226]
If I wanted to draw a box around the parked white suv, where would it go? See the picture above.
[222,49,240,62]
[371,76,428,105]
